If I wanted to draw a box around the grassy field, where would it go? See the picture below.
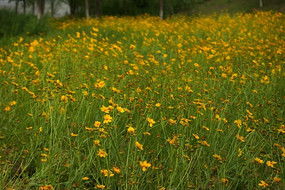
[0,11,284,189]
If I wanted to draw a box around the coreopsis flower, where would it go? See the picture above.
[167,135,178,145]
[135,141,143,150]
[116,106,125,113]
[103,114,112,124]
[82,177,89,180]
[97,149,108,158]
[61,95,68,103]
[93,140,100,146]
[39,185,53,190]
[147,117,156,127]
[234,119,242,128]
[139,161,151,171]
[94,121,101,127]
[112,167,121,174]
[220,178,229,183]
[95,80,105,88]
[168,119,176,125]
[198,140,210,147]
[100,105,113,113]
[3,106,11,112]
[213,154,222,161]
[258,180,269,187]
[273,177,281,183]
[236,134,245,142]
[254,158,264,164]
[127,126,135,134]
[266,161,277,168]
[70,133,78,137]
[100,169,114,177]
[95,184,106,189]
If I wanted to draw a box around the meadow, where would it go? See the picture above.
[0,11,284,189]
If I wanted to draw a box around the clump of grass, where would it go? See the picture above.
[0,9,50,38]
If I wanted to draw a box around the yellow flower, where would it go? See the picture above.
[93,140,100,146]
[95,80,105,88]
[155,103,161,107]
[266,161,277,168]
[234,119,242,128]
[82,177,89,180]
[9,101,17,106]
[116,106,125,113]
[254,158,264,164]
[3,106,11,112]
[258,180,269,187]
[135,141,144,150]
[97,149,108,158]
[192,134,199,140]
[100,169,114,177]
[94,121,101,127]
[39,185,53,190]
[198,140,210,147]
[213,154,222,161]
[167,135,178,145]
[220,178,229,183]
[127,126,135,134]
[95,184,106,189]
[100,105,113,113]
[103,114,112,124]
[139,161,151,172]
[168,119,176,125]
[273,177,281,183]
[61,95,68,103]
[147,117,156,127]
[236,134,245,142]
[70,133,78,137]
[112,167,121,174]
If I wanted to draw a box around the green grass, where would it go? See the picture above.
[0,12,284,189]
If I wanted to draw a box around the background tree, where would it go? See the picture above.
[85,0,90,18]
[159,0,163,19]
[36,0,45,19]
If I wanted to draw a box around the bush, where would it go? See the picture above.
[0,9,50,38]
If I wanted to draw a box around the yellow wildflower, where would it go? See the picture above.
[266,161,277,168]
[147,117,156,127]
[97,149,108,158]
[103,114,112,124]
[254,158,264,164]
[135,141,144,150]
[258,180,269,187]
[139,161,151,172]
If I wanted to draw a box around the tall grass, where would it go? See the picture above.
[0,11,284,189]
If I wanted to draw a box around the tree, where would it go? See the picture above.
[159,0,163,19]
[85,0,90,18]
[36,0,45,19]
[259,0,263,7]
[94,0,102,17]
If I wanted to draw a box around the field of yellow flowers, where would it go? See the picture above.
[0,11,284,189]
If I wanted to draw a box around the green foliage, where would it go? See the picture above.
[0,9,50,38]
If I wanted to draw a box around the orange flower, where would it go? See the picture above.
[139,161,151,171]
[97,149,108,158]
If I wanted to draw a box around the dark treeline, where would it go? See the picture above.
[9,0,210,19]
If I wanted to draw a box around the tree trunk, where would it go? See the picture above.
[51,0,55,17]
[95,0,102,18]
[37,0,45,19]
[259,0,263,8]
[32,2,36,15]
[159,0,163,20]
[15,0,19,14]
[85,0,90,19]
[23,0,26,14]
